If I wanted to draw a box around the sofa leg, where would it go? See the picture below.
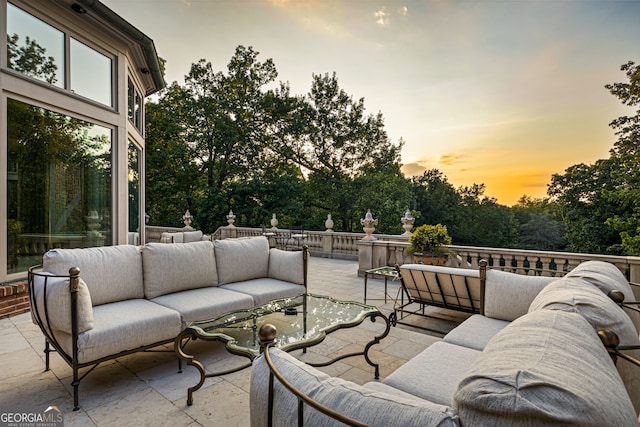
[72,368,80,411]
[44,340,51,371]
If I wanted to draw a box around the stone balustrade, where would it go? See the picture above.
[146,208,640,302]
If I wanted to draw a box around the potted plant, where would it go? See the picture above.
[407,223,453,265]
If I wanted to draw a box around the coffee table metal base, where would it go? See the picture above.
[174,307,390,406]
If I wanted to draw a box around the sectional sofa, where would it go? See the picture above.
[250,260,640,426]
[28,236,307,411]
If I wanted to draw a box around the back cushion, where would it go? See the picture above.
[43,245,144,306]
[251,348,461,427]
[268,249,305,285]
[142,241,217,299]
[483,269,554,321]
[214,237,269,285]
[453,309,638,426]
[161,232,183,243]
[565,260,640,334]
[183,230,204,243]
[529,277,640,414]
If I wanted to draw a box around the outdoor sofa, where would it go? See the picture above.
[250,260,640,426]
[28,236,307,411]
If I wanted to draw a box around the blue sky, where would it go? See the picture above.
[103,0,640,205]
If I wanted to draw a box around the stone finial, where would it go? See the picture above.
[183,210,193,230]
[360,209,378,241]
[325,214,334,232]
[401,209,415,237]
[270,213,278,230]
[226,209,236,227]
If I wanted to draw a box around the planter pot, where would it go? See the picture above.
[413,253,449,266]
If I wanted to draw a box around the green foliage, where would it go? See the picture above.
[408,224,452,255]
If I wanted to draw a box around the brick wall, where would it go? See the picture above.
[0,279,30,318]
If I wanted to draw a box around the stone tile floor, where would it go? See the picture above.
[0,257,470,426]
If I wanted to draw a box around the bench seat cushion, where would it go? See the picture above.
[52,299,182,364]
[220,279,306,306]
[443,314,509,351]
[250,348,460,427]
[150,287,254,327]
[453,309,637,426]
[383,341,481,406]
[43,245,144,306]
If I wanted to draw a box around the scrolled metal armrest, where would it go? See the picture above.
[598,329,640,368]
[607,290,640,313]
[258,324,369,427]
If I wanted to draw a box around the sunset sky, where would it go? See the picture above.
[103,0,640,206]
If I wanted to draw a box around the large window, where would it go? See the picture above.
[6,2,64,86]
[7,99,112,273]
[128,143,141,245]
[6,2,114,107]
[70,38,113,106]
[128,78,143,132]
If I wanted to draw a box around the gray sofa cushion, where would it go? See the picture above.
[453,309,638,426]
[52,299,182,364]
[268,248,305,285]
[215,237,270,285]
[250,348,460,427]
[43,245,144,306]
[150,287,254,327]
[565,260,640,334]
[483,269,554,321]
[443,314,509,351]
[183,230,204,243]
[31,274,94,334]
[529,276,640,415]
[142,241,217,299]
[383,341,481,406]
[220,278,306,306]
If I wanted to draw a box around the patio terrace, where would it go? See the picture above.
[0,256,469,426]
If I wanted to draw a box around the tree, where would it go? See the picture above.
[548,160,621,254]
[602,61,640,254]
[512,196,566,250]
[411,169,462,228]
[454,184,519,247]
[288,73,406,231]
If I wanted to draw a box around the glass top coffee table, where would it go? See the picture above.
[174,293,390,405]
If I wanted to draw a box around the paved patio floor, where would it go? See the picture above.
[0,256,470,426]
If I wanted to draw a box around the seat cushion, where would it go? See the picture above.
[150,287,254,327]
[52,299,182,364]
[43,245,144,306]
[142,241,217,299]
[483,269,554,321]
[250,348,460,427]
[31,273,94,334]
[214,237,270,285]
[443,314,509,351]
[529,277,640,414]
[453,309,638,426]
[383,341,481,406]
[220,279,306,306]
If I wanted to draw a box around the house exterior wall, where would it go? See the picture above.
[0,0,163,283]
